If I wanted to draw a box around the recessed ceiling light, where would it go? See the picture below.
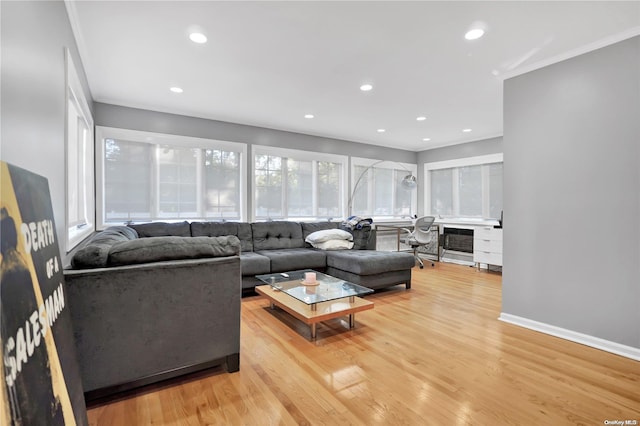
[170,87,183,93]
[422,138,431,141]
[304,114,314,119]
[465,28,485,40]
[377,129,386,133]
[462,128,472,133]
[416,116,427,121]
[360,84,373,92]
[189,32,207,44]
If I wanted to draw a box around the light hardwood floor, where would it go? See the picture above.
[87,263,640,425]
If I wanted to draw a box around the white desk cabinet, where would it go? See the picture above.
[473,227,502,268]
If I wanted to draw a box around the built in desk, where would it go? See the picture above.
[433,218,501,269]
[375,223,440,262]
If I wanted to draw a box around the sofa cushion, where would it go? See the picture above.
[300,221,372,250]
[128,221,191,238]
[310,240,354,250]
[251,221,304,250]
[108,236,240,267]
[255,248,326,273]
[191,221,254,252]
[71,226,138,268]
[305,229,353,244]
[240,252,271,275]
[301,221,339,241]
[325,250,415,276]
[93,225,139,242]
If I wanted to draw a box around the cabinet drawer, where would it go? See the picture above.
[473,238,502,254]
[474,227,502,241]
[474,251,503,266]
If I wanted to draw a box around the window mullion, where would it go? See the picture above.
[153,145,160,220]
[282,157,288,219]
[197,149,204,218]
[481,164,490,218]
[176,150,182,217]
[452,169,460,216]
[312,161,318,216]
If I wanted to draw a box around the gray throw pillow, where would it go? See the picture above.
[128,221,191,237]
[107,236,240,266]
[71,226,139,268]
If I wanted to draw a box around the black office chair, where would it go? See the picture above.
[400,216,436,269]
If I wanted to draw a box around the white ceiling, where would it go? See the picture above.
[67,1,640,152]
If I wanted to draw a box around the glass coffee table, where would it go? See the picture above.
[255,269,374,340]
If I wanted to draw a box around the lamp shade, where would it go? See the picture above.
[401,174,418,190]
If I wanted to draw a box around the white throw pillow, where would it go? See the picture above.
[310,239,354,250]
[305,229,353,244]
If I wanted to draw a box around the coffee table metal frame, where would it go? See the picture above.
[255,269,374,340]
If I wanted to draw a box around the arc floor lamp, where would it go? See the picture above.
[347,160,418,217]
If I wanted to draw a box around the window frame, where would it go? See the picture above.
[350,157,418,221]
[65,48,95,252]
[424,153,503,219]
[252,145,347,222]
[95,126,247,228]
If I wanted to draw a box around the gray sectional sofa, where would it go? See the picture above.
[64,226,242,402]
[72,220,415,293]
[185,220,415,292]
[64,220,414,401]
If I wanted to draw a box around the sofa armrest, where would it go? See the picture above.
[64,256,241,396]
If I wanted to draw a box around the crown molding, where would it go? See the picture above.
[501,26,640,81]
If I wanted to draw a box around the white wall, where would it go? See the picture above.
[1,0,93,261]
[502,36,640,352]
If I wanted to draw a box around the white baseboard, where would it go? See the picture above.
[440,251,474,266]
[498,313,640,362]
[440,257,474,266]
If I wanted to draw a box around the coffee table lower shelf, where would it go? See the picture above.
[255,285,374,340]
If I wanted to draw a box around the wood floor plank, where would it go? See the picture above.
[87,263,640,425]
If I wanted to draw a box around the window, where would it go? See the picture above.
[429,169,453,216]
[65,49,94,251]
[253,147,346,220]
[350,159,417,219]
[96,127,246,226]
[425,154,503,219]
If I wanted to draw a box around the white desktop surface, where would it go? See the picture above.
[434,217,500,228]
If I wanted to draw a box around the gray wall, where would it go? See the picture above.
[417,137,503,164]
[94,102,418,218]
[503,36,640,349]
[0,0,93,260]
[416,137,503,216]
